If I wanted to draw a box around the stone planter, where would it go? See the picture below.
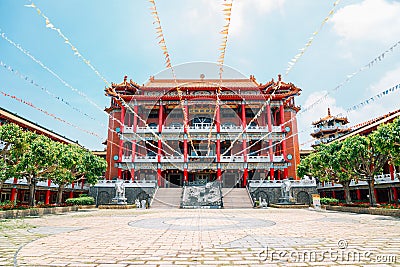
[326,205,400,217]
[0,206,79,219]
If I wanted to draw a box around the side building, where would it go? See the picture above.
[316,109,400,203]
[0,107,90,203]
[104,74,302,187]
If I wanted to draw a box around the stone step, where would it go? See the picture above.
[151,188,182,208]
[221,188,253,209]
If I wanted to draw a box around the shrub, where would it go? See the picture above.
[0,201,29,210]
[320,197,339,205]
[65,196,94,206]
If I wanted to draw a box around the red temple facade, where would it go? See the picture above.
[104,74,301,187]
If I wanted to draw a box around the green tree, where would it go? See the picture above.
[298,142,354,204]
[49,144,106,203]
[16,133,59,206]
[0,123,29,193]
[339,135,388,206]
[373,118,400,178]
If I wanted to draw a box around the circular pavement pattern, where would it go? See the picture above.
[128,216,276,231]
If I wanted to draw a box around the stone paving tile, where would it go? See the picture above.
[0,208,399,266]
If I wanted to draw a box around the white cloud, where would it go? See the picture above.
[181,0,285,37]
[330,0,400,43]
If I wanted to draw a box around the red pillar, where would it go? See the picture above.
[69,183,74,199]
[393,187,398,202]
[374,188,378,203]
[332,190,336,199]
[389,165,395,180]
[267,104,274,180]
[10,177,18,203]
[184,169,188,183]
[241,103,248,186]
[216,105,221,183]
[131,104,139,182]
[118,105,125,179]
[184,134,188,185]
[158,102,163,133]
[157,102,163,187]
[280,103,288,179]
[157,168,162,187]
[45,179,51,204]
[356,189,361,200]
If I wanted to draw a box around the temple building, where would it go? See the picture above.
[311,108,351,146]
[104,74,302,188]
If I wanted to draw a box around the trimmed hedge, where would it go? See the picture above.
[320,197,339,205]
[65,196,94,205]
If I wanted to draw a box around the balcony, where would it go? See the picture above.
[163,125,184,133]
[221,125,242,132]
[161,155,184,162]
[136,126,158,133]
[220,155,244,162]
[188,125,216,132]
[135,156,157,162]
[247,155,270,162]
[317,173,400,188]
[313,125,349,133]
[121,155,132,162]
[247,126,268,133]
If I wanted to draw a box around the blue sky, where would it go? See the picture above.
[0,0,399,150]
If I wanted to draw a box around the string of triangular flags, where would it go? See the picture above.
[0,60,102,125]
[23,1,177,154]
[345,83,400,113]
[206,0,234,155]
[148,0,172,69]
[251,81,400,151]
[0,28,179,157]
[0,90,103,138]
[285,0,340,76]
[300,40,400,117]
[148,0,199,156]
[24,1,110,86]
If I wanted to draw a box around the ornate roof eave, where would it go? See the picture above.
[312,116,349,126]
[104,76,140,97]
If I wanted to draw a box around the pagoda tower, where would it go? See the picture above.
[311,108,351,146]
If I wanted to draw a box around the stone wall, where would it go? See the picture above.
[248,185,318,205]
[89,186,156,206]
[326,205,400,217]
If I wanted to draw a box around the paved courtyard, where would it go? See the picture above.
[0,208,399,266]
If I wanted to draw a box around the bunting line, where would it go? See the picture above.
[285,0,340,76]
[25,1,110,86]
[0,90,103,139]
[0,60,102,126]
[0,29,179,157]
[148,0,198,155]
[238,81,400,155]
[23,1,180,155]
[206,0,234,155]
[299,40,400,115]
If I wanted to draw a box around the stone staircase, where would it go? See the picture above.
[151,188,182,208]
[221,188,253,208]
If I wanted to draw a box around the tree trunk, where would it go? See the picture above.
[368,178,377,206]
[28,176,37,207]
[57,183,65,204]
[0,179,4,192]
[341,181,352,204]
